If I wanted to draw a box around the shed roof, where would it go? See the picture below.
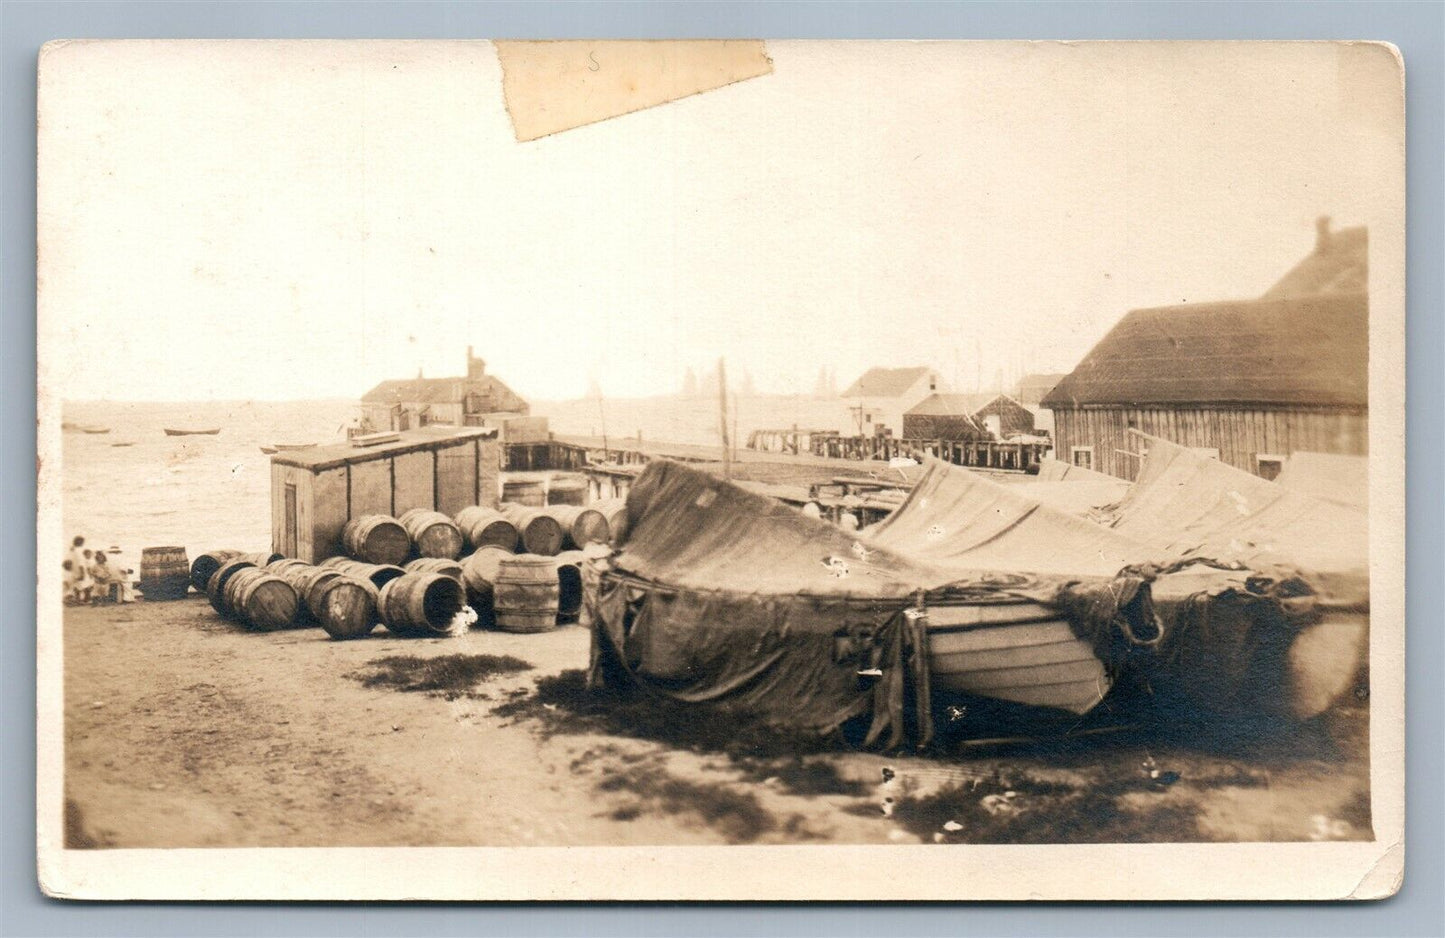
[1041,292,1367,409]
[841,366,933,398]
[905,392,995,416]
[271,427,496,471]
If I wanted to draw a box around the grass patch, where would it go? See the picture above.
[594,764,777,843]
[355,654,533,700]
[891,768,1210,844]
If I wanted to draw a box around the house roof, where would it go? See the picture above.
[360,375,523,406]
[972,394,1032,416]
[841,366,933,398]
[1014,372,1068,402]
[1041,292,1368,409]
[1016,372,1067,389]
[905,392,996,416]
[1263,225,1368,300]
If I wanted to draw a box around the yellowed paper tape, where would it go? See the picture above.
[494,40,772,142]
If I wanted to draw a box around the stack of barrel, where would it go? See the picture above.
[191,550,378,640]
[186,495,626,641]
[449,500,625,634]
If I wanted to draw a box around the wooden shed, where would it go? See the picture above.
[270,428,501,563]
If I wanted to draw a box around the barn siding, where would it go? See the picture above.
[1049,405,1368,480]
[392,450,435,515]
[349,460,393,517]
[310,468,348,562]
[435,441,478,516]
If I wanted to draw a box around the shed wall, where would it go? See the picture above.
[1050,405,1369,480]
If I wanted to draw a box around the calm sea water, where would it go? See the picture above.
[60,400,357,572]
[59,396,852,573]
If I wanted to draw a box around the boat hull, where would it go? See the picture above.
[925,601,1111,716]
[164,428,221,436]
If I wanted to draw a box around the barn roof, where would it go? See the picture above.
[841,366,932,398]
[1263,225,1368,300]
[1040,292,1367,409]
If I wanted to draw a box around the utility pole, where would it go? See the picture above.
[718,356,732,480]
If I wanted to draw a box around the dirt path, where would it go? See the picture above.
[62,598,1372,848]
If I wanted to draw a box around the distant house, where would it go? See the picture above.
[902,394,989,441]
[360,347,529,432]
[1043,219,1367,480]
[1014,373,1067,406]
[972,394,1036,439]
[840,366,942,437]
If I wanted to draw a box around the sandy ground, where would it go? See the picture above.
[62,597,1372,849]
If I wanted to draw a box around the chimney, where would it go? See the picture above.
[467,348,486,380]
[1315,215,1334,253]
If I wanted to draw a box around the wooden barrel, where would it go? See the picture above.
[500,504,565,557]
[399,509,464,560]
[405,557,464,582]
[454,506,520,553]
[312,576,378,641]
[321,557,406,591]
[297,567,341,616]
[460,546,511,626]
[239,551,285,567]
[543,506,610,550]
[377,572,466,637]
[139,546,191,600]
[546,476,588,506]
[222,568,298,631]
[206,559,256,616]
[342,515,410,566]
[266,558,313,578]
[593,497,629,545]
[554,551,584,619]
[501,478,546,507]
[190,549,241,591]
[262,561,318,624]
[493,554,560,633]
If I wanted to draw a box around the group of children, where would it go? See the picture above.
[63,536,137,605]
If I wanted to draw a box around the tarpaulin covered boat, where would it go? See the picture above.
[586,460,1154,746]
[863,459,1162,715]
[1094,434,1370,720]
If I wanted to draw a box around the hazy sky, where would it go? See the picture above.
[40,40,1400,402]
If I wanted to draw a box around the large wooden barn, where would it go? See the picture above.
[1042,220,1367,480]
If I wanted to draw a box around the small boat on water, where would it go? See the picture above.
[81,426,112,435]
[259,446,278,455]
[62,422,111,434]
[163,427,221,437]
[111,442,135,448]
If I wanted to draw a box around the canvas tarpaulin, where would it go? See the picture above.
[865,457,1157,578]
[862,456,1357,719]
[1099,434,1368,606]
[587,460,949,745]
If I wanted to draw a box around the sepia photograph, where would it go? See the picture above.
[35,39,1405,901]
